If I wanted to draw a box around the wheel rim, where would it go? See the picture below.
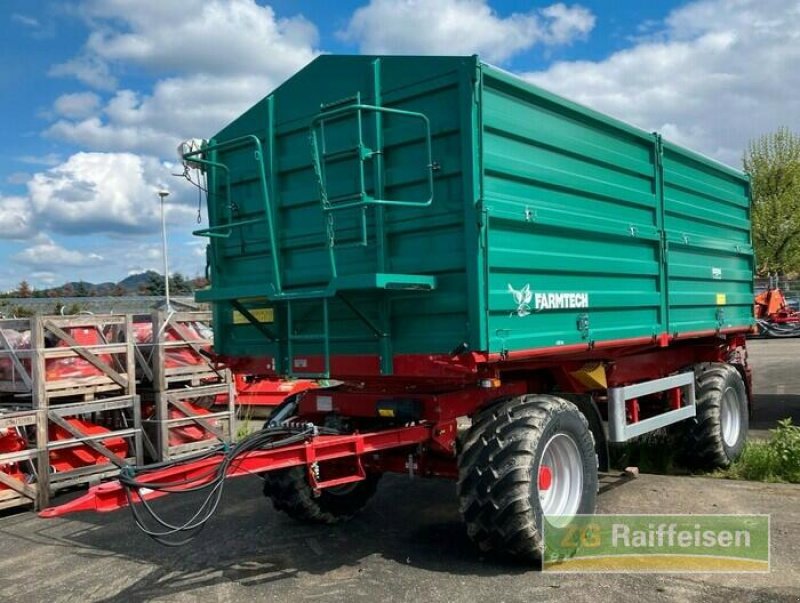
[721,386,742,447]
[536,433,584,522]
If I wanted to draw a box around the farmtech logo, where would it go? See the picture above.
[543,515,770,573]
[507,283,589,316]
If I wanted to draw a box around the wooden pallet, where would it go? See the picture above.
[141,381,236,461]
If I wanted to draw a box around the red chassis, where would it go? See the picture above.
[42,329,751,518]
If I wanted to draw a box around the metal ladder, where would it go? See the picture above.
[191,65,440,378]
[277,80,439,378]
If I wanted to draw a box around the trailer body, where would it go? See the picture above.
[194,55,753,378]
[44,56,755,563]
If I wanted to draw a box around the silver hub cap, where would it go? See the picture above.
[536,433,584,523]
[721,386,742,447]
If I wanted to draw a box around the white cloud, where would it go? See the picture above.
[539,3,596,45]
[6,172,31,185]
[17,153,62,167]
[53,92,101,119]
[49,55,117,91]
[46,73,279,155]
[46,0,320,156]
[12,12,54,39]
[81,0,318,77]
[524,0,800,167]
[0,195,36,239]
[339,0,594,63]
[123,242,202,278]
[26,152,195,235]
[12,14,40,28]
[14,236,104,268]
[31,271,57,285]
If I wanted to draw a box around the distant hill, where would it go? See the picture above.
[117,271,162,292]
[60,280,117,295]
[4,271,206,298]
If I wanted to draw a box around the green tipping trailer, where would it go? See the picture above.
[192,55,753,378]
[44,55,756,563]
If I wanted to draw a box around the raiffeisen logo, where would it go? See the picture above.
[508,284,590,315]
[543,514,770,573]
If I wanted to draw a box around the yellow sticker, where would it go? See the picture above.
[378,408,395,418]
[716,293,727,305]
[233,307,274,324]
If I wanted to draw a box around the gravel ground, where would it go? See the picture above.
[1,338,798,603]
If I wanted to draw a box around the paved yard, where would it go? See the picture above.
[1,338,798,602]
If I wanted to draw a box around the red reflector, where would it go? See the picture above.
[538,465,553,491]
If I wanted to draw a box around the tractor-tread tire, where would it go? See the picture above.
[263,467,380,524]
[682,363,748,470]
[457,394,597,562]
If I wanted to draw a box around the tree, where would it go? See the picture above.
[16,280,32,298]
[170,272,192,294]
[141,272,165,296]
[744,128,800,275]
[191,276,209,290]
[74,281,91,297]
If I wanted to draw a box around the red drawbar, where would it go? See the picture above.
[40,425,432,518]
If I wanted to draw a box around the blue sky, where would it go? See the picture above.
[0,0,798,292]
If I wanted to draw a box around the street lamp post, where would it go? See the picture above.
[157,190,171,311]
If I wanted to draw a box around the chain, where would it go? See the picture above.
[326,213,336,248]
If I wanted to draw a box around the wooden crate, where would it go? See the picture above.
[42,395,143,502]
[0,315,135,402]
[134,310,225,389]
[0,315,142,510]
[0,409,38,511]
[142,382,236,461]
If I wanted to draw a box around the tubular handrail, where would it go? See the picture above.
[309,103,436,211]
[185,134,283,293]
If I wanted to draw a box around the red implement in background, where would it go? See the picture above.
[230,374,318,406]
[0,428,29,493]
[754,288,798,322]
[755,287,800,337]
[49,418,129,473]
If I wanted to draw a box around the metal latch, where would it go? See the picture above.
[576,313,590,339]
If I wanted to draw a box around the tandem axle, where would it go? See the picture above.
[42,332,750,562]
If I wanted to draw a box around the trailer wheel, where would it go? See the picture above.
[263,467,380,524]
[682,363,748,469]
[457,395,598,562]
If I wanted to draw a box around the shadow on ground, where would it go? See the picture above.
[9,473,551,602]
[751,394,800,431]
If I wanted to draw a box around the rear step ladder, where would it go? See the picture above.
[189,69,441,379]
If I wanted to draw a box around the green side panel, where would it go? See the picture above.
[202,56,482,367]
[662,142,755,333]
[480,67,665,353]
[197,55,753,371]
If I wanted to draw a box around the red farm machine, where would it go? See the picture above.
[754,280,800,337]
[44,56,756,563]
